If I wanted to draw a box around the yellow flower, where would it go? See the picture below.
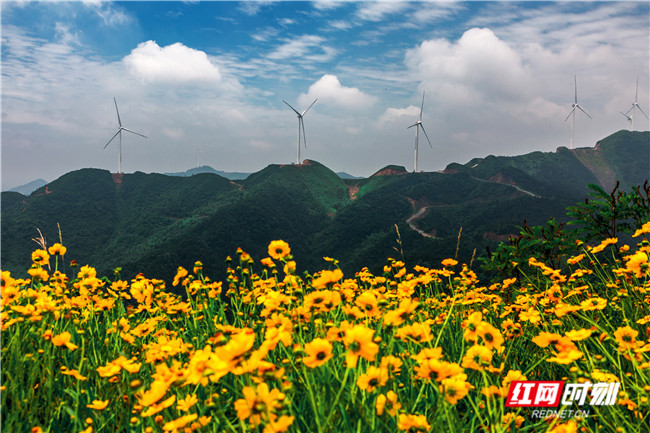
[48,243,67,256]
[376,390,401,416]
[518,307,541,323]
[589,237,618,254]
[476,322,504,351]
[311,269,344,289]
[580,297,607,311]
[172,267,188,286]
[141,395,176,417]
[395,322,433,343]
[283,261,296,275]
[234,383,285,428]
[61,369,87,381]
[532,332,563,348]
[614,326,639,350]
[548,420,578,433]
[268,240,291,260]
[397,413,430,431]
[163,413,198,432]
[51,332,78,351]
[31,249,50,265]
[502,413,525,432]
[176,394,198,412]
[565,329,593,341]
[462,311,483,342]
[461,345,493,371]
[86,400,109,410]
[440,374,472,405]
[302,338,333,368]
[356,366,388,392]
[625,251,648,278]
[354,292,381,317]
[441,258,458,267]
[633,221,650,237]
[344,324,379,368]
[546,349,583,364]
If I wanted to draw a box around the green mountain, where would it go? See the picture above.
[2,130,648,285]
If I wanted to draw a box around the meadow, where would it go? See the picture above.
[1,221,649,432]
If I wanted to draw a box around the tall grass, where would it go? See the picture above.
[1,228,649,433]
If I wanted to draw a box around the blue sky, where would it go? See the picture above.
[2,1,649,190]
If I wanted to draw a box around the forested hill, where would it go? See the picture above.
[2,130,648,285]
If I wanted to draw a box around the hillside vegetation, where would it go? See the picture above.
[2,130,648,285]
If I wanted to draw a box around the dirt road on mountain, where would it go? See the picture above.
[405,198,437,239]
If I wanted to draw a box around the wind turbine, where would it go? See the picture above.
[565,75,591,149]
[103,98,147,174]
[619,111,633,130]
[407,91,432,172]
[195,143,204,168]
[283,98,317,165]
[623,77,648,131]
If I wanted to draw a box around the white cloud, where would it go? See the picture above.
[406,28,531,103]
[378,105,420,127]
[356,1,409,22]
[163,128,184,139]
[82,1,130,26]
[267,35,334,61]
[123,41,222,84]
[298,74,377,109]
[312,1,348,11]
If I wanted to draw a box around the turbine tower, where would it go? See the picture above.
[623,77,648,131]
[619,112,633,130]
[103,98,147,174]
[283,99,317,165]
[407,91,432,172]
[195,143,204,169]
[565,75,591,149]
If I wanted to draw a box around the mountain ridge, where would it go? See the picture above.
[2,130,647,285]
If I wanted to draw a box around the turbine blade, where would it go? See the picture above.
[420,124,432,148]
[620,111,632,121]
[302,99,318,116]
[283,100,301,116]
[565,108,576,122]
[574,75,577,104]
[122,128,148,138]
[103,130,121,149]
[300,117,307,148]
[577,105,592,119]
[635,77,639,103]
[407,123,417,129]
[114,98,122,127]
[420,91,425,120]
[625,106,635,115]
[637,105,649,120]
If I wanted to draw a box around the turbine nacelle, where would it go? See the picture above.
[622,77,649,131]
[565,76,591,149]
[408,91,433,173]
[284,99,317,164]
[103,98,147,174]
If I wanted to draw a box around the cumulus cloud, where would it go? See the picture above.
[378,105,420,127]
[405,28,531,103]
[298,74,377,109]
[123,41,222,84]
